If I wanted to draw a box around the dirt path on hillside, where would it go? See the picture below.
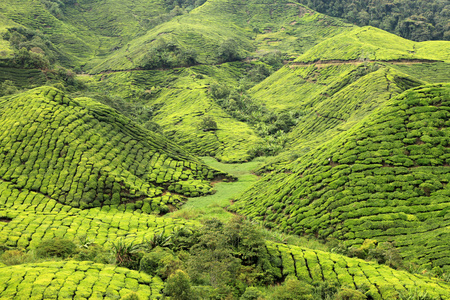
[76,58,441,76]
[289,58,439,68]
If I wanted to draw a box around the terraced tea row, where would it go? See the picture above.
[268,242,450,299]
[0,179,197,249]
[232,84,450,270]
[0,87,226,211]
[0,261,163,299]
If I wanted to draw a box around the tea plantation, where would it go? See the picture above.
[0,86,227,211]
[267,242,450,299]
[1,0,450,298]
[0,261,164,299]
[231,84,450,272]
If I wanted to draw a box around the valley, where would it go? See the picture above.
[0,0,450,299]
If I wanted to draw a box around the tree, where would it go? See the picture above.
[0,80,18,96]
[198,116,218,131]
[164,269,196,300]
[216,39,241,63]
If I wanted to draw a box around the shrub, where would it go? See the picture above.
[110,239,143,270]
[270,277,314,299]
[0,249,31,265]
[216,39,241,62]
[35,237,78,259]
[73,243,110,263]
[335,288,367,300]
[140,247,181,279]
[240,287,266,300]
[120,292,141,300]
[0,80,18,96]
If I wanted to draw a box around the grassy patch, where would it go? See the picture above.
[167,157,267,222]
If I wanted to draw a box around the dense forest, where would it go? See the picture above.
[300,0,450,41]
[0,0,449,299]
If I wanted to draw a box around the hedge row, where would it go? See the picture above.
[268,242,450,299]
[0,179,197,249]
[0,261,163,299]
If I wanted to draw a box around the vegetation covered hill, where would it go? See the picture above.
[231,84,450,271]
[0,86,226,211]
[1,0,450,298]
[295,26,450,63]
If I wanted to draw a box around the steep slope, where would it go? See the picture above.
[0,87,226,211]
[0,0,173,67]
[0,0,354,72]
[247,62,424,165]
[85,0,354,73]
[244,26,450,166]
[268,242,450,299]
[231,84,450,271]
[82,63,263,162]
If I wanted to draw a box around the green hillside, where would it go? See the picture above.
[85,0,354,73]
[231,84,450,271]
[1,0,450,298]
[0,261,164,299]
[268,242,450,299]
[80,63,263,162]
[295,26,450,63]
[0,86,227,211]
[0,178,196,248]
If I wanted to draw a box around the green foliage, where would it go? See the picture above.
[240,287,265,300]
[3,26,62,67]
[0,86,225,210]
[217,39,242,63]
[35,237,77,259]
[141,38,198,70]
[110,239,143,270]
[164,269,196,300]
[270,277,314,300]
[210,82,302,157]
[0,261,162,299]
[0,249,34,265]
[335,288,367,300]
[398,289,439,300]
[296,26,450,63]
[140,247,182,279]
[0,80,17,96]
[183,217,282,295]
[198,116,218,132]
[121,292,142,300]
[298,0,450,41]
[143,232,173,251]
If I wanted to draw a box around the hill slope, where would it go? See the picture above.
[0,87,226,211]
[295,26,450,63]
[231,84,450,271]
